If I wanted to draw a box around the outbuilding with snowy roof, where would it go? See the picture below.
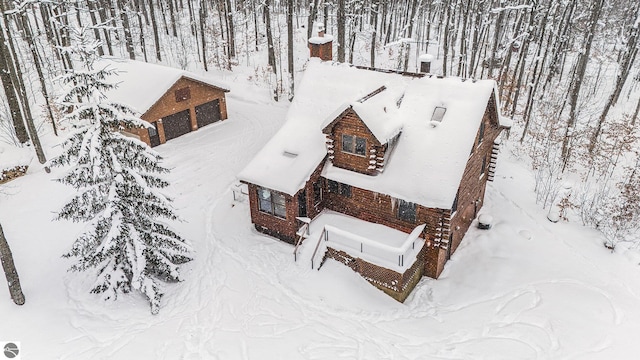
[100,58,230,147]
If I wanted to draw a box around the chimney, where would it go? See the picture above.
[418,54,434,74]
[308,22,333,61]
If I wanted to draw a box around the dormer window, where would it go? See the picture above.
[431,106,447,123]
[342,134,366,156]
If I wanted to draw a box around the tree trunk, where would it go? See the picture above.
[21,11,58,137]
[561,0,604,168]
[403,0,419,71]
[337,0,345,62]
[134,0,148,62]
[488,1,505,78]
[442,0,452,76]
[87,0,105,56]
[200,0,208,70]
[0,2,47,164]
[589,10,639,153]
[0,26,29,144]
[264,0,278,100]
[148,0,162,60]
[520,7,550,142]
[98,0,114,56]
[0,223,25,306]
[225,0,236,58]
[118,0,137,59]
[457,0,470,77]
[308,0,320,39]
[287,0,294,99]
[370,0,378,67]
[631,96,640,126]
[167,0,178,37]
[187,0,197,35]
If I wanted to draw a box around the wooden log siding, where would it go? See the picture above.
[134,77,228,146]
[322,180,449,278]
[247,184,299,244]
[448,93,503,256]
[324,109,384,176]
[247,162,326,245]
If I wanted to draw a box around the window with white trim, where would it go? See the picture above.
[257,187,286,219]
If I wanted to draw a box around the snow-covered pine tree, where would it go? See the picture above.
[50,26,192,314]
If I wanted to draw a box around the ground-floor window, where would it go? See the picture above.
[257,187,286,219]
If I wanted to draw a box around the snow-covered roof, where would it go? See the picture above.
[322,86,404,144]
[97,58,229,115]
[309,22,333,45]
[238,60,502,209]
[309,35,334,45]
[418,54,435,63]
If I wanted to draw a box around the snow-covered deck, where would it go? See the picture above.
[305,210,426,273]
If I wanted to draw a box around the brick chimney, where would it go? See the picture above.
[308,22,333,61]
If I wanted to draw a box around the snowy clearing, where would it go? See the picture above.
[2,85,640,359]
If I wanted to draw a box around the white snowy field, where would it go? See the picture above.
[2,79,640,359]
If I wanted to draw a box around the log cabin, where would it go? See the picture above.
[238,59,511,302]
[100,59,229,147]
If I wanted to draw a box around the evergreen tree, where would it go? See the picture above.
[50,26,192,314]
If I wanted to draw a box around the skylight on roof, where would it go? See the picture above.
[431,106,447,123]
[283,151,298,158]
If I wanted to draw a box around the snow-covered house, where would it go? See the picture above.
[238,60,511,301]
[102,59,229,147]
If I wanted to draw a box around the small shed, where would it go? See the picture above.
[102,58,230,147]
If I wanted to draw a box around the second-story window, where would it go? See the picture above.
[397,199,417,223]
[327,179,352,198]
[342,134,366,156]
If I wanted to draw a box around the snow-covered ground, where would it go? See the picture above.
[2,77,640,359]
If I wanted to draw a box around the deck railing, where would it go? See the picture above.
[311,223,426,270]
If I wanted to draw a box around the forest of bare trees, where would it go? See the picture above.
[1,0,639,248]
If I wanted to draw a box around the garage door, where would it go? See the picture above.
[162,109,192,141]
[195,100,221,128]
